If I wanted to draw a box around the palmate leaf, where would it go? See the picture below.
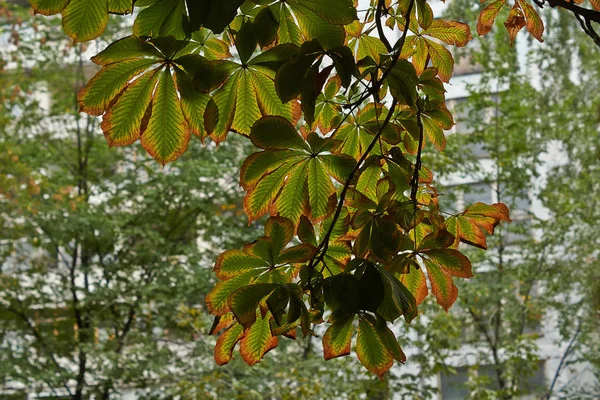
[79,35,228,164]
[206,216,316,316]
[334,104,406,160]
[241,116,355,225]
[207,48,297,142]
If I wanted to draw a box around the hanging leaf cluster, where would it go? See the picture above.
[34,0,516,377]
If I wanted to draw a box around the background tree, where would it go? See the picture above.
[388,3,600,399]
[9,0,598,389]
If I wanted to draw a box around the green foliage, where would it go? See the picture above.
[22,0,522,378]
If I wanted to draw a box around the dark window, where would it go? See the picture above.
[440,367,469,400]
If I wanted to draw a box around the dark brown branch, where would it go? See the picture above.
[308,99,399,273]
[376,0,393,52]
[535,0,600,47]
[343,0,416,110]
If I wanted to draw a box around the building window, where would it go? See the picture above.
[440,366,469,400]
[440,362,546,399]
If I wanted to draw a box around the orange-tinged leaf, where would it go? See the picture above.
[424,20,472,47]
[463,202,512,233]
[424,259,458,311]
[101,69,160,147]
[399,265,428,305]
[424,249,473,278]
[477,0,506,36]
[231,70,261,135]
[205,271,257,316]
[209,313,235,336]
[424,39,454,82]
[446,202,511,249]
[140,69,190,165]
[214,249,269,280]
[323,314,354,360]
[412,37,429,76]
[376,320,406,363]
[520,0,544,42]
[504,3,526,46]
[176,67,211,139]
[308,158,335,220]
[91,35,163,66]
[214,323,244,366]
[240,150,304,191]
[356,317,393,379]
[278,243,317,264]
[591,0,600,11]
[275,163,311,226]
[239,312,279,366]
[78,59,156,116]
[244,162,295,223]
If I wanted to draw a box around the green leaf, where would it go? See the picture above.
[108,0,133,14]
[250,116,309,151]
[140,68,190,165]
[323,313,354,360]
[186,0,244,33]
[63,0,109,42]
[288,1,346,49]
[133,0,187,40]
[356,316,393,379]
[424,249,473,278]
[78,58,156,116]
[254,7,279,47]
[264,216,295,258]
[101,69,160,147]
[239,312,279,366]
[275,40,323,103]
[291,0,357,25]
[206,271,257,316]
[236,19,258,64]
[377,267,418,323]
[388,61,418,107]
[214,249,269,280]
[307,157,334,220]
[30,0,69,15]
[399,265,429,305]
[375,317,406,363]
[228,283,280,328]
[91,36,162,66]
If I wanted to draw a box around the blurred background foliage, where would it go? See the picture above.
[0,1,598,399]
